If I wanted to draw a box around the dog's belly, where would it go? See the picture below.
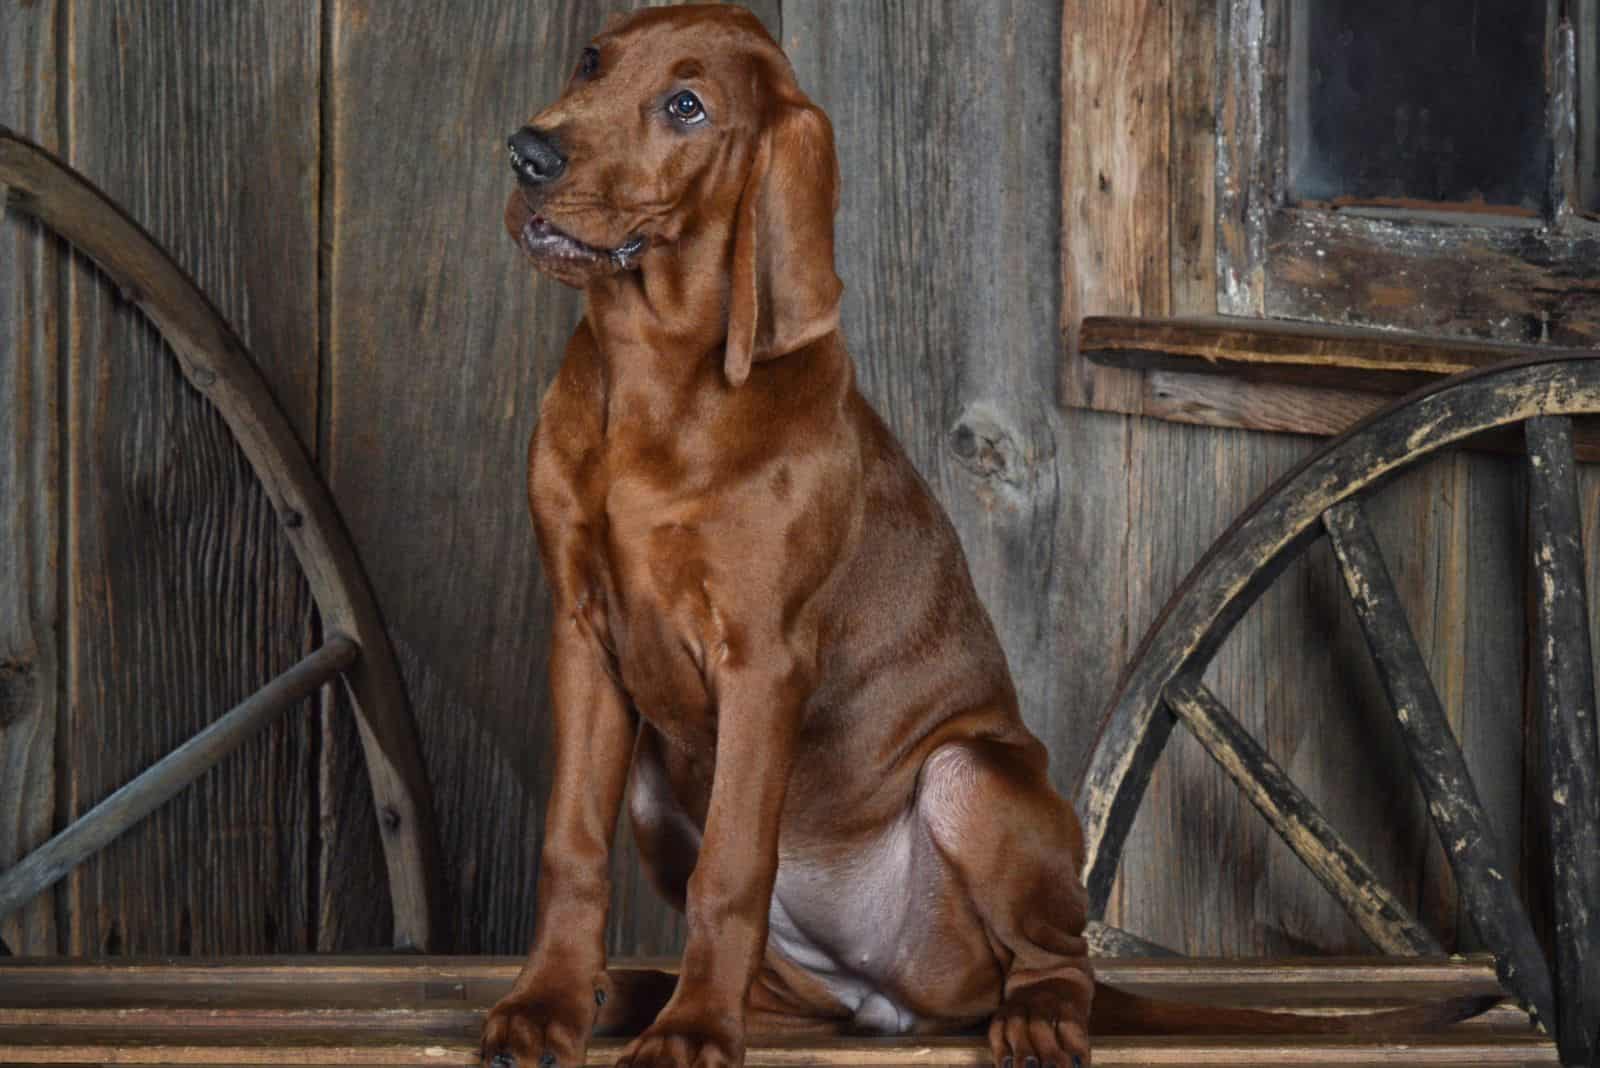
[630,734,975,1035]
[766,820,934,1034]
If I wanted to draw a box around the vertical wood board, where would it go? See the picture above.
[0,0,63,956]
[1057,0,1172,412]
[60,0,321,955]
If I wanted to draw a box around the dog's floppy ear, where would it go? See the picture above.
[724,89,843,388]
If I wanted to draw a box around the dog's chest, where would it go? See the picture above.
[574,463,730,748]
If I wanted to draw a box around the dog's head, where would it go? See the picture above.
[505,4,841,385]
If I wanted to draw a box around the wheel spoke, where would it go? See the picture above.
[1085,920,1183,958]
[1525,415,1600,1063]
[1323,499,1555,1029]
[1164,675,1440,955]
[0,636,357,925]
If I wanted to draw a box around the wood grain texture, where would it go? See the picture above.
[60,0,322,955]
[1141,372,1389,436]
[1264,209,1600,349]
[0,1034,1559,1067]
[1169,0,1218,318]
[1081,316,1586,392]
[0,955,1554,1065]
[1057,0,1171,412]
[0,952,1515,1002]
[0,0,63,958]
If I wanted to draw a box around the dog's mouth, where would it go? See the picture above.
[505,189,647,276]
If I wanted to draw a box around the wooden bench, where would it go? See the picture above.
[0,954,1555,1065]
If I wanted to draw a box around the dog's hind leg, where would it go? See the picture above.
[918,738,1094,1068]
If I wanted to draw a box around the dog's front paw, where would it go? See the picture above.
[480,987,596,1068]
[988,979,1091,1068]
[615,1010,743,1068]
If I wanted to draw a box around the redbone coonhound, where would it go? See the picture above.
[481,8,1484,1068]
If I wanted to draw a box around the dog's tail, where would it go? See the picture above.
[1088,980,1501,1036]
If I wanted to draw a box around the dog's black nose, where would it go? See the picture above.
[507,126,566,185]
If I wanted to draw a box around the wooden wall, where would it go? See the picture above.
[0,0,1566,963]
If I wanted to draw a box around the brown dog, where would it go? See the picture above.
[484,6,1093,1067]
[480,8,1482,1068]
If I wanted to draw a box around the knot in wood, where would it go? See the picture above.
[949,404,1031,491]
[0,656,35,727]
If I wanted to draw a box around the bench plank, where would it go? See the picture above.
[0,956,1554,1065]
[0,1033,1560,1066]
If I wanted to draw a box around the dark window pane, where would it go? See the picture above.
[1288,0,1550,212]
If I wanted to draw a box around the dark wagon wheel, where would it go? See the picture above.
[0,129,442,950]
[1076,354,1600,1062]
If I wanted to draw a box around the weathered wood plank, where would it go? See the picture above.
[1440,455,1526,956]
[0,956,1554,1063]
[1141,372,1388,437]
[1057,0,1171,411]
[0,1002,1532,1038]
[1265,209,1600,349]
[1163,677,1440,955]
[0,1033,1560,1067]
[1523,415,1600,1062]
[1215,0,1278,317]
[1105,419,1294,955]
[1169,0,1219,319]
[1321,499,1554,1031]
[0,954,1519,1008]
[1081,316,1585,393]
[0,0,62,958]
[59,0,322,955]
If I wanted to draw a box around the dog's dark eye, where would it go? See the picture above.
[577,46,599,78]
[669,90,706,125]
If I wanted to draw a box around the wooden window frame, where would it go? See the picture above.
[1060,0,1600,439]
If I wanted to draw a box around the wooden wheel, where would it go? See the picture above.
[1076,354,1600,1061]
[0,129,442,950]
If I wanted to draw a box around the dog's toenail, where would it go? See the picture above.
[1024,1058,1039,1068]
[1002,1058,1014,1068]
[538,1053,557,1068]
[595,988,607,1007]
[1072,1058,1083,1068]
[489,1055,515,1068]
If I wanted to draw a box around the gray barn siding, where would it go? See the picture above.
[0,0,1537,959]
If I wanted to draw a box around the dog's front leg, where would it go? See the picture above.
[483,621,636,1068]
[617,661,806,1068]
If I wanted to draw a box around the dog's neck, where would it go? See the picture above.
[583,217,739,399]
